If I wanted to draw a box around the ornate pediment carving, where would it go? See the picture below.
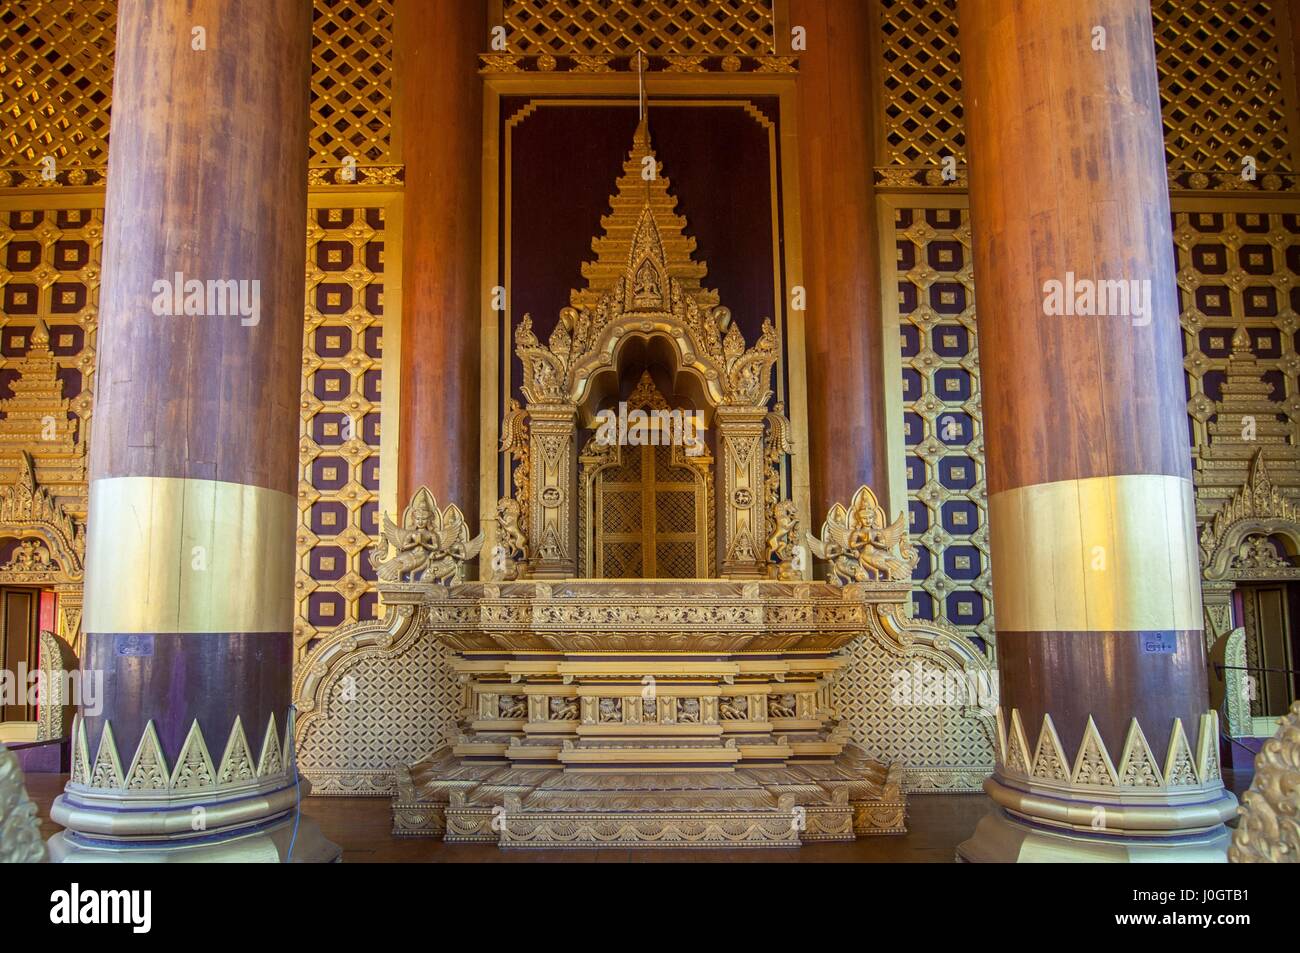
[515,120,778,411]
[1201,449,1300,579]
[0,451,83,581]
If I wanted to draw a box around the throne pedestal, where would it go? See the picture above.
[390,579,907,848]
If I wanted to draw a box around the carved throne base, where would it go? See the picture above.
[388,579,908,849]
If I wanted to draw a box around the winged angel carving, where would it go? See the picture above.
[369,488,484,585]
[807,485,918,585]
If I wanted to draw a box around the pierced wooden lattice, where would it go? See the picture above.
[310,0,395,166]
[0,0,394,171]
[501,0,775,56]
[0,0,114,167]
[878,0,964,167]
[1154,0,1293,174]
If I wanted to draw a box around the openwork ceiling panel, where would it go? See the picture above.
[296,206,387,659]
[894,206,992,654]
[1154,0,1295,182]
[501,0,776,55]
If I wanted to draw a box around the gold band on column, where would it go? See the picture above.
[988,475,1202,633]
[84,476,296,634]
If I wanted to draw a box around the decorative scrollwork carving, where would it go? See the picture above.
[1230,701,1300,863]
[0,743,44,863]
[369,488,484,585]
[808,485,917,585]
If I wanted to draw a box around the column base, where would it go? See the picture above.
[957,805,1233,863]
[47,813,340,863]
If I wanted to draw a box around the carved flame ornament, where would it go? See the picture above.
[808,485,918,585]
[369,488,484,585]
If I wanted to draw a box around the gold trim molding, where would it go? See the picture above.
[989,474,1202,632]
[67,712,289,798]
[994,708,1223,798]
[84,476,296,634]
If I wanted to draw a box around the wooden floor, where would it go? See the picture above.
[24,773,987,862]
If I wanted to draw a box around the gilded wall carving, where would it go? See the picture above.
[296,206,387,659]
[893,205,992,654]
[833,620,994,792]
[294,608,461,796]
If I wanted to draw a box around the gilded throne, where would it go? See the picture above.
[382,122,916,847]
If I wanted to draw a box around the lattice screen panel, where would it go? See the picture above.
[297,206,387,659]
[0,0,114,169]
[894,205,992,654]
[0,0,395,172]
[1154,0,1294,177]
[297,632,460,796]
[878,0,964,169]
[310,0,395,166]
[834,636,994,792]
[0,206,100,511]
[501,0,776,55]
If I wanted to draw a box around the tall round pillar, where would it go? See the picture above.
[957,0,1236,861]
[789,0,892,523]
[395,0,484,521]
[49,0,337,862]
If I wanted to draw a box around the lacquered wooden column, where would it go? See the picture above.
[789,0,891,522]
[958,0,1235,861]
[395,0,484,520]
[49,0,336,862]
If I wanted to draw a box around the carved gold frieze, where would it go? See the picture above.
[994,708,1223,796]
[68,712,290,796]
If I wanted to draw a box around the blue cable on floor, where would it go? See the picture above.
[286,704,301,862]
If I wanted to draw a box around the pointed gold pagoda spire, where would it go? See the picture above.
[573,119,714,310]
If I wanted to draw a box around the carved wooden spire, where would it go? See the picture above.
[574,118,715,309]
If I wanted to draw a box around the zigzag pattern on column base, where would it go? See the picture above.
[391,747,906,848]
